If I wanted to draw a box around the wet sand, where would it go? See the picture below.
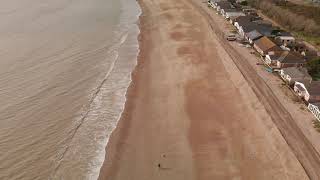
[98,0,309,179]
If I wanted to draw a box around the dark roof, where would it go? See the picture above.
[310,102,320,108]
[216,0,230,4]
[282,67,311,79]
[277,51,305,64]
[254,36,282,52]
[230,16,240,21]
[241,23,273,35]
[224,8,242,13]
[246,30,263,41]
[216,1,233,9]
[237,17,274,36]
[234,15,261,26]
[254,25,274,36]
[252,20,273,27]
[306,81,320,96]
[241,22,259,33]
[268,50,286,60]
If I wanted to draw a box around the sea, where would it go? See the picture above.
[0,0,140,179]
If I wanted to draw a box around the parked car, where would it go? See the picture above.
[226,34,237,41]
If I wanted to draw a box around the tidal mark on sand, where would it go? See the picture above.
[170,31,186,41]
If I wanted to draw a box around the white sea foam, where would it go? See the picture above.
[61,0,142,179]
[88,1,141,179]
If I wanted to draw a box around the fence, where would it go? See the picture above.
[308,103,320,121]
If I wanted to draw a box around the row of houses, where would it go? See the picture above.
[208,0,320,121]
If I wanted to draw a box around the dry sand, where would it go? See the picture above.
[98,0,310,179]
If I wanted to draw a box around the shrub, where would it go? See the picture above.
[240,1,248,6]
[251,0,320,39]
[307,58,320,80]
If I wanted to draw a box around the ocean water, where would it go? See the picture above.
[0,0,140,179]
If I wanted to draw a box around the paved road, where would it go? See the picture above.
[191,1,320,179]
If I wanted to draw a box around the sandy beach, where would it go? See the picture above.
[98,0,310,179]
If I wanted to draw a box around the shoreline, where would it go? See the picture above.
[97,0,146,178]
[98,0,309,179]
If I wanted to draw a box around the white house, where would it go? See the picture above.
[294,81,308,98]
[275,31,295,46]
[276,36,295,45]
[294,81,320,102]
